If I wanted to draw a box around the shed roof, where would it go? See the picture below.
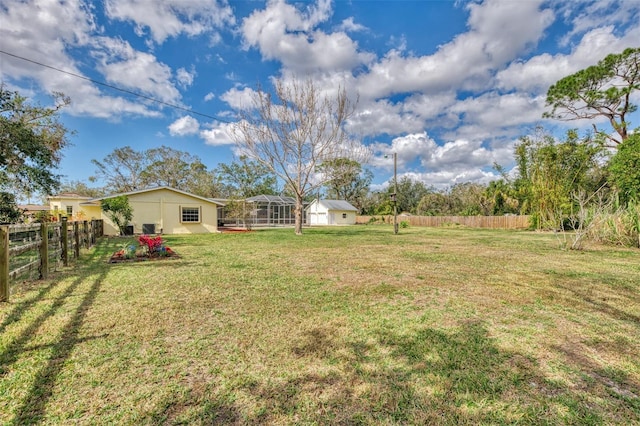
[314,199,358,212]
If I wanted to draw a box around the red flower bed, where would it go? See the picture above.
[109,235,179,263]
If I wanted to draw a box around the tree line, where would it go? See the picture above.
[2,47,639,244]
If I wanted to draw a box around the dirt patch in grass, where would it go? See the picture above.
[219,227,253,233]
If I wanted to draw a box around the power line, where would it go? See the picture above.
[0,49,230,123]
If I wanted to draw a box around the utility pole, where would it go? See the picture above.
[385,153,398,234]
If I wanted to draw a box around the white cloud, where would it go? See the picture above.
[91,37,182,104]
[204,92,216,101]
[336,17,367,33]
[400,169,499,190]
[369,132,437,169]
[104,0,235,44]
[355,0,554,99]
[225,72,240,81]
[176,67,196,88]
[0,0,163,118]
[496,26,640,93]
[240,0,374,73]
[220,86,258,110]
[168,115,200,136]
[558,0,640,45]
[402,92,459,122]
[348,100,425,137]
[449,92,546,132]
[369,131,511,189]
[200,121,235,146]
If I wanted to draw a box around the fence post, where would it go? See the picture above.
[74,221,80,259]
[1,226,9,302]
[83,221,89,249]
[61,217,69,266]
[40,222,49,280]
[91,220,96,245]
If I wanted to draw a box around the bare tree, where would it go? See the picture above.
[90,146,147,193]
[231,78,365,234]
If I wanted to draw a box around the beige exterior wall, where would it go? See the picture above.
[48,195,92,221]
[124,188,218,235]
[49,188,219,236]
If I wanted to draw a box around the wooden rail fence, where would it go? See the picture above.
[0,218,103,302]
[356,215,531,229]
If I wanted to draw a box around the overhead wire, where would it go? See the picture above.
[0,49,230,123]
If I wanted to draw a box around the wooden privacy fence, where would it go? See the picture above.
[0,218,104,302]
[356,215,531,229]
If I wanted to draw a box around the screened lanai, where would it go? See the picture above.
[217,195,305,227]
[245,195,300,226]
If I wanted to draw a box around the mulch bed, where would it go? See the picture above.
[108,252,180,263]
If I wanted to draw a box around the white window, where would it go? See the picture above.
[181,206,200,223]
[66,206,73,215]
[342,213,347,219]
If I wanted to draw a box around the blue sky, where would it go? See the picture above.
[1,0,639,194]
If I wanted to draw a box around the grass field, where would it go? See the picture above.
[1,226,639,425]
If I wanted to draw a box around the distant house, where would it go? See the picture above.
[16,204,51,222]
[48,187,223,236]
[306,199,358,225]
[48,193,93,221]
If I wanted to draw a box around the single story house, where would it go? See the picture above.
[306,199,358,226]
[48,186,222,236]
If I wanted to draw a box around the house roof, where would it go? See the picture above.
[310,199,358,212]
[48,192,93,200]
[18,204,50,212]
[85,186,224,206]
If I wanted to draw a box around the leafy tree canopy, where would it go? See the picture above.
[101,195,133,236]
[90,146,147,193]
[1,85,71,220]
[513,128,605,229]
[216,155,278,198]
[317,158,372,212]
[0,193,23,224]
[609,133,640,205]
[391,177,432,214]
[544,47,640,146]
[91,146,221,198]
[59,180,105,198]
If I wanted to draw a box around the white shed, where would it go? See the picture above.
[306,199,358,225]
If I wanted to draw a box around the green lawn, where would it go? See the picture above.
[1,226,639,424]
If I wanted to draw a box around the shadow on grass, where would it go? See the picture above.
[141,387,242,425]
[139,321,618,424]
[555,280,640,326]
[553,342,640,413]
[0,238,111,335]
[8,267,107,425]
[0,281,62,336]
[0,238,111,424]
